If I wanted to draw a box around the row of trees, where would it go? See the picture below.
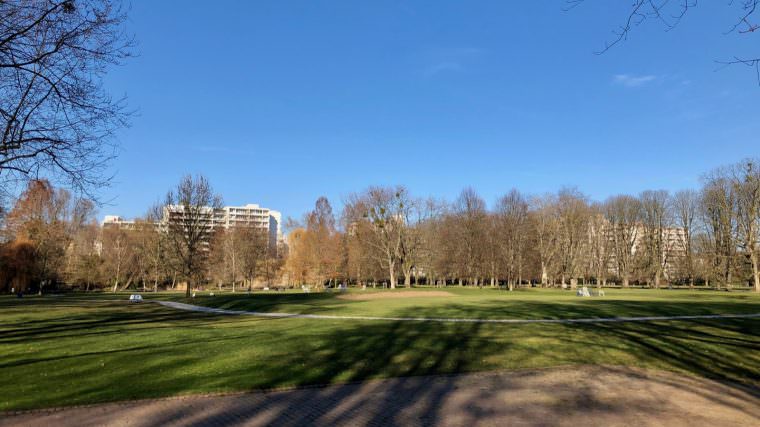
[1,180,99,293]
[286,159,760,292]
[0,176,281,294]
[2,159,758,293]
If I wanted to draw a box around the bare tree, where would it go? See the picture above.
[587,202,611,288]
[530,194,560,287]
[164,174,222,297]
[452,188,488,286]
[604,194,642,288]
[344,186,410,289]
[143,203,167,292]
[305,197,343,287]
[412,199,448,287]
[640,190,672,288]
[64,209,100,290]
[398,197,439,287]
[209,228,239,291]
[101,225,131,292]
[239,226,268,289]
[284,227,310,287]
[555,188,590,289]
[672,189,700,286]
[496,189,529,290]
[0,0,134,195]
[700,173,737,288]
[728,159,760,292]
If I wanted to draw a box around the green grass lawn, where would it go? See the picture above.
[161,287,760,319]
[1,288,758,411]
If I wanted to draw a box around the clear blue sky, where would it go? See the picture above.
[102,1,759,224]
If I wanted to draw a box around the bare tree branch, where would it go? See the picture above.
[570,0,759,84]
[0,0,135,199]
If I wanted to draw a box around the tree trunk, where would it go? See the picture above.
[185,278,192,298]
[622,276,630,288]
[124,277,133,291]
[751,252,760,292]
[388,262,396,289]
[540,263,548,286]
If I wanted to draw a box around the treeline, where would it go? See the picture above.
[1,180,101,293]
[0,179,282,293]
[2,159,759,293]
[286,159,760,291]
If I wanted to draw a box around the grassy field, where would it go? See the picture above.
[1,288,758,411]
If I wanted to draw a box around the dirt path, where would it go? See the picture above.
[154,300,760,324]
[2,366,757,426]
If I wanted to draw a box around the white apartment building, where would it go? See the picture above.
[104,203,283,250]
[102,215,137,230]
[215,204,282,249]
[604,223,687,280]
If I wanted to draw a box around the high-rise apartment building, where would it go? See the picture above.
[104,203,283,250]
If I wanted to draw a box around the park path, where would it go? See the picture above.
[2,366,758,426]
[155,300,760,324]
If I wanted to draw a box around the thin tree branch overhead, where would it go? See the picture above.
[0,0,134,198]
[571,0,760,84]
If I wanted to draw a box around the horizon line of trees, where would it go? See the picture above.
[0,175,283,295]
[286,158,760,292]
[1,158,759,293]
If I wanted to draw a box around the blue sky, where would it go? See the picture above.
[102,1,759,224]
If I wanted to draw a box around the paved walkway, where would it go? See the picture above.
[3,366,758,426]
[155,300,760,324]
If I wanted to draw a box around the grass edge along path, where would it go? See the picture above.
[155,300,760,324]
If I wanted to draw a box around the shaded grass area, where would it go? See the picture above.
[158,288,760,319]
[0,290,758,411]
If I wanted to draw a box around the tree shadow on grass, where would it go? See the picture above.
[0,301,248,344]
[569,317,760,394]
[2,297,759,424]
[144,306,760,426]
[399,297,760,322]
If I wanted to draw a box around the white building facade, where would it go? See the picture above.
[104,203,283,250]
